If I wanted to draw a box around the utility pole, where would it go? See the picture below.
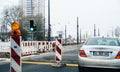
[77,17,79,44]
[112,27,114,37]
[65,25,67,44]
[48,0,51,41]
[98,28,100,36]
[94,24,96,37]
[86,31,88,38]
[80,29,81,44]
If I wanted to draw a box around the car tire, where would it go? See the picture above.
[78,66,85,72]
[78,66,90,72]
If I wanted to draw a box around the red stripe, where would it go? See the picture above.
[56,56,60,61]
[43,42,45,45]
[39,42,41,45]
[12,37,20,46]
[46,42,48,45]
[11,67,16,72]
[28,42,30,46]
[57,38,62,44]
[11,48,20,66]
[56,46,61,54]
[25,43,27,46]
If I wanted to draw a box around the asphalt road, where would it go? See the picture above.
[22,44,80,63]
[0,44,80,72]
[0,62,78,72]
[0,44,119,72]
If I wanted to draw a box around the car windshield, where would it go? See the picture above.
[85,37,120,46]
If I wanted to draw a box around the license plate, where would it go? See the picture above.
[93,51,109,56]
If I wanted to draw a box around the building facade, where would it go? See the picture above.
[19,0,45,17]
[19,0,46,40]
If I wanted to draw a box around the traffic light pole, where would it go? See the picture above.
[48,0,51,41]
[32,32,33,41]
[77,17,79,44]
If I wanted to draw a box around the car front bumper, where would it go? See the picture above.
[78,56,120,69]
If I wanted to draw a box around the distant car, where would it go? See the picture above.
[78,37,120,72]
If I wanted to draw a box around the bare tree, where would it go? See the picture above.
[2,6,24,25]
[1,6,46,41]
[33,15,46,41]
[1,6,28,40]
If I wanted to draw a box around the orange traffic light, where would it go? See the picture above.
[10,22,21,36]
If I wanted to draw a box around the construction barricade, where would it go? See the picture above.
[21,41,38,56]
[52,38,65,67]
[37,41,53,53]
[0,41,55,57]
[0,42,10,58]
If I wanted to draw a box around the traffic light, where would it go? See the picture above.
[10,22,21,37]
[34,26,37,31]
[30,20,34,31]
[30,20,37,32]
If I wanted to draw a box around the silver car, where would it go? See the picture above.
[78,37,120,72]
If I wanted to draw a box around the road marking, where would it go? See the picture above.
[4,59,78,67]
[66,64,78,67]
[22,61,78,67]
[22,61,53,65]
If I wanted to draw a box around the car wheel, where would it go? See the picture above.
[78,66,90,72]
[78,66,85,72]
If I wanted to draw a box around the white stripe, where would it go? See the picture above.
[56,40,62,49]
[11,57,21,72]
[11,38,21,56]
[56,51,62,61]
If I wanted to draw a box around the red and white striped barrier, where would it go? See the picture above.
[52,38,65,67]
[0,42,10,57]
[56,38,62,62]
[37,41,53,53]
[10,37,21,72]
[42,41,47,52]
[38,41,44,53]
[49,41,54,51]
[0,41,55,57]
[46,41,49,51]
[21,41,30,56]
[21,41,38,56]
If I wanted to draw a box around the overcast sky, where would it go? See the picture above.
[0,0,120,38]
[0,0,18,10]
[50,0,120,38]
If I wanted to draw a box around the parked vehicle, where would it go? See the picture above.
[78,37,120,72]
